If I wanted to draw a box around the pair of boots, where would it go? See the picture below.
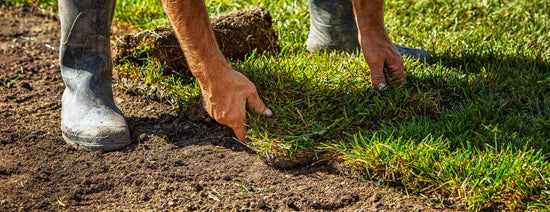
[59,0,430,151]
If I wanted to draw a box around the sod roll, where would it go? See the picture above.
[114,7,280,75]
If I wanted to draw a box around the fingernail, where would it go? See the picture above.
[377,83,387,90]
[263,108,273,117]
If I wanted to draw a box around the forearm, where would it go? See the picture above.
[161,0,228,82]
[351,0,386,37]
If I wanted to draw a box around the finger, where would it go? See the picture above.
[230,122,247,142]
[369,62,387,90]
[213,106,247,142]
[387,55,406,85]
[247,91,273,117]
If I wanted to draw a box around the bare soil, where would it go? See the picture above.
[0,4,441,211]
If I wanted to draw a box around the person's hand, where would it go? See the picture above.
[360,32,405,90]
[197,65,272,142]
[160,0,272,142]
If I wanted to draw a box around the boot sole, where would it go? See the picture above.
[62,131,131,152]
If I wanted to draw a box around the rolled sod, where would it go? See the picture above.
[114,7,279,75]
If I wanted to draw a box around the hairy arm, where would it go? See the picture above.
[161,0,272,141]
[351,0,405,89]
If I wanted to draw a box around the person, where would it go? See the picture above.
[58,0,430,151]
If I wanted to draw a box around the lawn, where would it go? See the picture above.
[7,0,550,210]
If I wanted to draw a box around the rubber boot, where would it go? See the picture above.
[306,0,431,62]
[59,0,131,151]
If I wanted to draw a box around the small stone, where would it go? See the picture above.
[115,97,124,104]
[186,204,198,211]
[256,199,266,208]
[20,82,32,90]
[139,134,150,142]
[140,194,151,201]
[168,201,175,206]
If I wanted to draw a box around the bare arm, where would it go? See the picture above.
[161,0,272,141]
[351,0,405,89]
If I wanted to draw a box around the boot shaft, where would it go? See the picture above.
[59,0,115,44]
[58,0,117,106]
[309,0,357,27]
[307,0,360,51]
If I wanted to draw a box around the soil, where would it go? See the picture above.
[211,7,279,59]
[0,4,442,211]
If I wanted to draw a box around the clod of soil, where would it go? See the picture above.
[259,149,316,169]
[211,7,279,59]
[113,7,279,76]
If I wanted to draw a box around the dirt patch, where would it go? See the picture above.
[0,4,441,211]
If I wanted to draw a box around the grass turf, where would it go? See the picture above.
[7,0,550,210]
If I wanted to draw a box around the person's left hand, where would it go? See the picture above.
[359,32,405,89]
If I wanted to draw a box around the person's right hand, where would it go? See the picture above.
[197,64,272,142]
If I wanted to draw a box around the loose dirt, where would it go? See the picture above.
[0,4,440,211]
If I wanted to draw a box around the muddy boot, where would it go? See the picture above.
[59,0,131,151]
[306,0,431,62]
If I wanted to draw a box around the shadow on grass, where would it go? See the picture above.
[430,51,550,152]
[433,50,549,74]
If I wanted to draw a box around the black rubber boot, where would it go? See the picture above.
[59,0,131,151]
[306,0,431,62]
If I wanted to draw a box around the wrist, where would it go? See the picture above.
[192,61,233,93]
[358,22,387,36]
[190,56,231,82]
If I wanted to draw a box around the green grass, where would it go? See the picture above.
[7,0,550,210]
